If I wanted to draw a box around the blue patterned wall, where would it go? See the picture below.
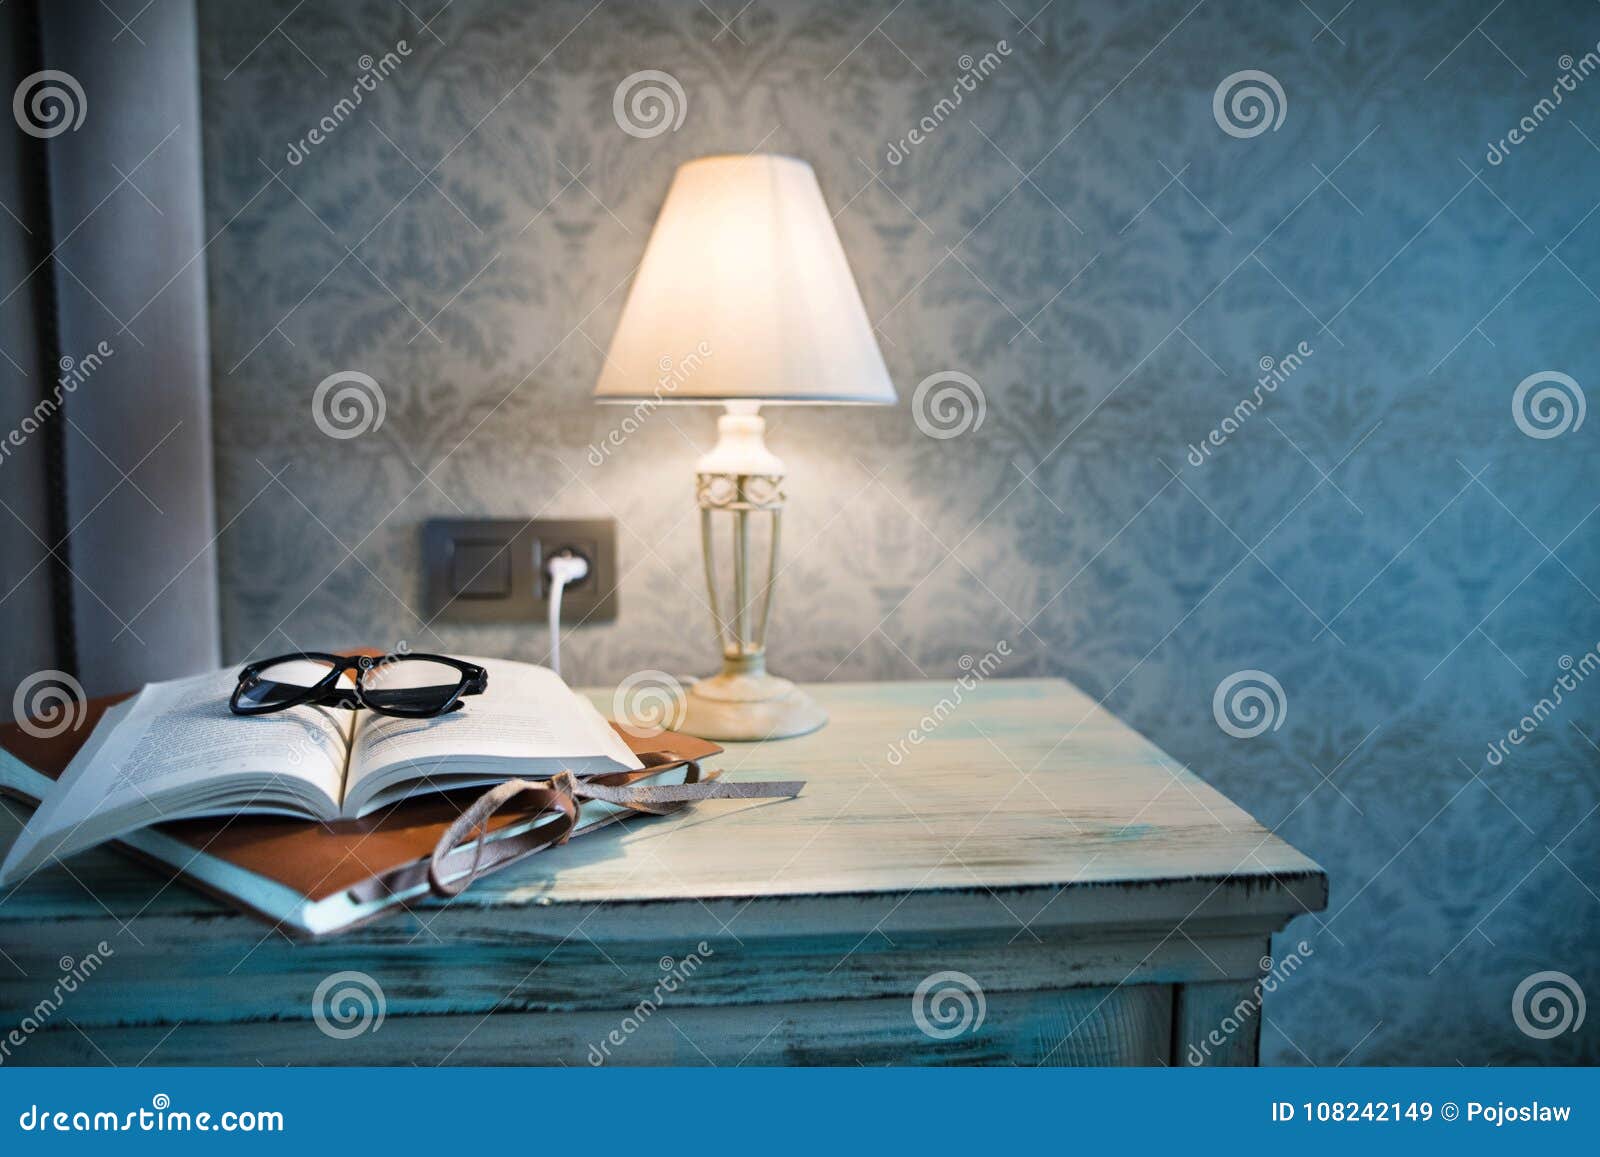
[198,0,1599,1063]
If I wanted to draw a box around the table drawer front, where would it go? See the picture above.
[12,985,1177,1067]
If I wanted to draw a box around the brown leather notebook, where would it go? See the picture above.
[0,692,721,938]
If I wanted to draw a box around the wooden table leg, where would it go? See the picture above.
[1173,979,1266,1066]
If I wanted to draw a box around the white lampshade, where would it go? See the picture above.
[593,154,895,405]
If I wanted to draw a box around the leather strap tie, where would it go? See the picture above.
[428,755,804,897]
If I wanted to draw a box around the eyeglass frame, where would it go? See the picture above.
[229,652,488,719]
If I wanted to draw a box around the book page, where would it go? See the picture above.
[108,668,350,800]
[345,657,641,810]
[0,667,350,883]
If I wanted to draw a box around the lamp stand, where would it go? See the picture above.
[678,404,827,742]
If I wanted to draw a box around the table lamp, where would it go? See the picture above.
[593,154,895,740]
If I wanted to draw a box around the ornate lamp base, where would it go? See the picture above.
[679,661,828,742]
[684,402,827,742]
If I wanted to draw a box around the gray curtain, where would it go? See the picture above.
[0,2,67,696]
[3,0,219,708]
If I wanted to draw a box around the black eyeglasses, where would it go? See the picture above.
[230,652,488,719]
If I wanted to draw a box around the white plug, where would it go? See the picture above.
[544,550,590,679]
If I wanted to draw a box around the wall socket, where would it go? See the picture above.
[423,518,617,624]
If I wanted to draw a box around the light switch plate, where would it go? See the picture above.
[423,518,617,624]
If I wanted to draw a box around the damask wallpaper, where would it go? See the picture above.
[197,0,1599,1064]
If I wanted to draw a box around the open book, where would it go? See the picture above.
[0,657,642,886]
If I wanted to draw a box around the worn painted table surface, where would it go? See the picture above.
[0,678,1325,1066]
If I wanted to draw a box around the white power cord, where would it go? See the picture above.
[544,550,590,679]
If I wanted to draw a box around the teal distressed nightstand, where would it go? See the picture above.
[0,679,1325,1065]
